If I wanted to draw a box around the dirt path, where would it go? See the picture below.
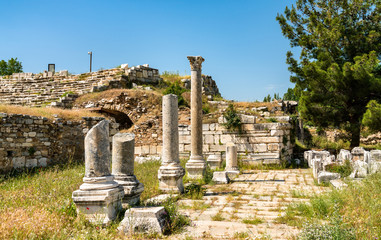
[172,169,328,240]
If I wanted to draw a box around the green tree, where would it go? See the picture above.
[362,100,381,133]
[0,58,23,76]
[277,0,381,147]
[263,94,271,102]
[283,87,299,101]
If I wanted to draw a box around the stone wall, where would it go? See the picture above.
[0,65,162,108]
[135,120,293,164]
[0,113,119,173]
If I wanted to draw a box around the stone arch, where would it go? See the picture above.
[97,108,134,130]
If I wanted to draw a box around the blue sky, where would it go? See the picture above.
[0,0,297,101]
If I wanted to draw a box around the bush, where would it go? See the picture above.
[222,104,242,132]
[163,81,188,107]
[162,198,191,234]
[325,159,353,177]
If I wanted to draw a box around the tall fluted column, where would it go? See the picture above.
[158,94,185,192]
[185,56,206,179]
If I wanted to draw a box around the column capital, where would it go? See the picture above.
[187,56,205,71]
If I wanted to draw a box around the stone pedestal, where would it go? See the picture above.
[112,133,144,207]
[72,120,124,224]
[225,142,239,177]
[185,56,206,179]
[118,207,167,234]
[212,171,229,184]
[207,154,222,170]
[158,94,185,193]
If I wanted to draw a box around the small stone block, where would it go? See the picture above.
[118,207,167,234]
[212,171,229,184]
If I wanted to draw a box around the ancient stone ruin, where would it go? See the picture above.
[305,147,381,186]
[72,120,124,224]
[112,132,144,206]
[158,94,185,193]
[185,56,207,179]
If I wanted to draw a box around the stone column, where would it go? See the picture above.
[72,120,124,224]
[112,133,144,207]
[158,94,185,193]
[185,56,206,179]
[225,142,239,177]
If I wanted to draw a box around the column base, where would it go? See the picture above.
[186,155,206,179]
[114,175,144,207]
[72,176,124,224]
[207,154,222,170]
[225,167,240,178]
[158,163,185,193]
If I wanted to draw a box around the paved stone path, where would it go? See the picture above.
[172,169,328,240]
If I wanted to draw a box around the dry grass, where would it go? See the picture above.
[75,89,162,111]
[160,71,190,84]
[0,104,104,120]
[233,101,279,110]
[0,159,167,239]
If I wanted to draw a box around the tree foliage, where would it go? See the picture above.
[0,58,23,76]
[283,87,300,101]
[362,100,381,133]
[277,0,381,147]
[263,94,272,102]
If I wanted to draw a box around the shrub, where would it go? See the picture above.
[162,198,191,234]
[163,81,188,107]
[325,159,353,178]
[222,104,242,132]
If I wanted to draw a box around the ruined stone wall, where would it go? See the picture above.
[135,121,293,164]
[0,113,119,173]
[0,65,162,108]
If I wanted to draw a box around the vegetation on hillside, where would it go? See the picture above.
[277,0,381,147]
[0,58,23,76]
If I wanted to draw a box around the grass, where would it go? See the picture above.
[309,135,350,151]
[160,71,190,84]
[180,201,211,211]
[0,104,104,120]
[0,159,173,239]
[279,173,381,239]
[134,159,161,201]
[242,217,264,225]
[211,212,225,221]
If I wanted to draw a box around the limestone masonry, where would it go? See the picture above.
[0,113,119,173]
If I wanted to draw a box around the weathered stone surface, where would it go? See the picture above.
[73,120,124,224]
[351,147,365,162]
[84,120,111,177]
[330,179,348,190]
[212,171,229,184]
[158,94,185,193]
[225,142,239,174]
[350,160,368,178]
[207,154,222,170]
[370,150,381,162]
[118,207,167,234]
[112,133,144,206]
[337,149,351,162]
[317,171,340,184]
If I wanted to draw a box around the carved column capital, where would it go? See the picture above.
[187,56,205,71]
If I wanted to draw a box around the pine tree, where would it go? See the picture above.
[277,0,381,147]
